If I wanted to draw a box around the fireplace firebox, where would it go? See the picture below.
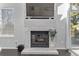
[31,31,49,48]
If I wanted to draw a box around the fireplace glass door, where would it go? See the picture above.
[31,31,49,48]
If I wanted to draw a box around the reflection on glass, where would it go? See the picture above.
[0,8,14,37]
[70,11,79,47]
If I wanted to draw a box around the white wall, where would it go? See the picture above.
[0,3,26,47]
[55,3,67,49]
[0,3,69,49]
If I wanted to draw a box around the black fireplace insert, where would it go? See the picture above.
[31,31,49,48]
